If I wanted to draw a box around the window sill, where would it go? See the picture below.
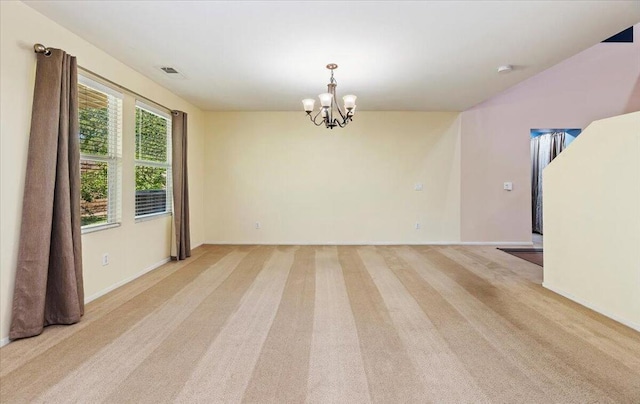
[135,212,172,223]
[82,222,121,235]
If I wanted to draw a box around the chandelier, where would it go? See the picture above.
[302,64,357,129]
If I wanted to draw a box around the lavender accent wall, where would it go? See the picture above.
[460,24,639,243]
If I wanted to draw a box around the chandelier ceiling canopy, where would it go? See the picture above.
[302,64,356,130]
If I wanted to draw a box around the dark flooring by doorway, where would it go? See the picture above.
[497,248,544,267]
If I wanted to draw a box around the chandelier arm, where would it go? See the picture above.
[342,115,354,127]
[335,118,349,128]
[331,88,347,121]
[309,113,324,126]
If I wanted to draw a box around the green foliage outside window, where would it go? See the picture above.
[135,166,167,191]
[135,107,170,216]
[79,106,109,156]
[80,160,108,226]
[136,107,168,163]
[79,104,109,226]
[135,108,169,191]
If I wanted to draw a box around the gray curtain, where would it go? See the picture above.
[10,49,84,340]
[171,111,191,260]
[531,132,566,234]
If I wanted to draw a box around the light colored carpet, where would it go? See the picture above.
[1,245,639,403]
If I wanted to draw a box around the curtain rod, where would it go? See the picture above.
[33,43,177,115]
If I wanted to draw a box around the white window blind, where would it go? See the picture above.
[78,75,123,229]
[135,101,172,219]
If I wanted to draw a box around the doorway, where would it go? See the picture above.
[530,128,581,241]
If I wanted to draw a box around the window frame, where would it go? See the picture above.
[78,75,123,233]
[134,101,173,221]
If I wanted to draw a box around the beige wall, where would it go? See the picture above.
[204,111,461,244]
[0,2,205,343]
[543,112,640,331]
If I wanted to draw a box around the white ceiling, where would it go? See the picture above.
[24,1,640,111]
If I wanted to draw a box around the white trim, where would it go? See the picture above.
[135,100,172,120]
[458,241,534,246]
[135,212,172,223]
[82,222,121,235]
[84,257,171,304]
[204,241,534,246]
[543,282,640,332]
[0,336,9,348]
[79,74,123,99]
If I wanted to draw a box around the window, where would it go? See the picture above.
[78,76,122,229]
[135,102,172,218]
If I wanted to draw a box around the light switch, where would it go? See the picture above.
[414,183,423,191]
[503,182,513,191]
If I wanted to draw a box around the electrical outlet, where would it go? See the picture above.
[415,222,421,230]
[255,222,261,230]
[102,253,109,266]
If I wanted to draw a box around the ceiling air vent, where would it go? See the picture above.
[156,66,186,80]
[161,67,180,74]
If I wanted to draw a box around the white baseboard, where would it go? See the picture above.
[206,241,460,246]
[543,282,640,332]
[459,241,534,246]
[0,336,9,348]
[84,257,171,304]
[205,241,533,246]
